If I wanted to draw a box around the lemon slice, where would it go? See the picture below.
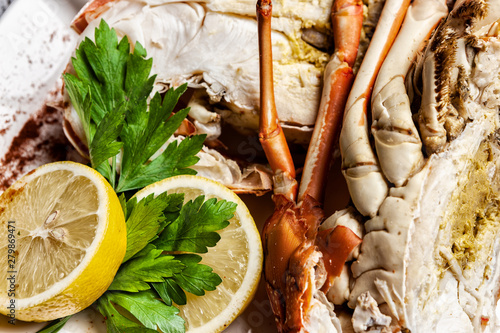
[0,161,126,322]
[134,175,263,333]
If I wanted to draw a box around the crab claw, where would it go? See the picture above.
[262,195,326,331]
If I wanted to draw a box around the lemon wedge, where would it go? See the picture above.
[134,175,263,333]
[0,161,126,322]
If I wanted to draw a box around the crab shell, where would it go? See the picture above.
[341,0,500,332]
[65,0,336,145]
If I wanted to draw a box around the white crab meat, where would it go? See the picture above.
[69,0,333,144]
[157,136,273,195]
[344,1,500,332]
[352,292,392,333]
[304,291,342,333]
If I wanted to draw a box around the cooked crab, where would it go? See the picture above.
[257,0,500,331]
[338,0,500,331]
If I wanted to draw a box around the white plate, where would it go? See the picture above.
[0,1,281,332]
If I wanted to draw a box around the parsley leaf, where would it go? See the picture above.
[36,316,72,333]
[89,102,125,168]
[63,77,92,143]
[117,134,206,192]
[63,20,204,192]
[116,87,195,192]
[154,196,235,253]
[109,246,183,292]
[153,254,222,306]
[63,19,131,146]
[97,293,159,333]
[69,20,146,126]
[122,192,183,262]
[103,290,185,333]
[152,279,185,306]
[171,254,222,296]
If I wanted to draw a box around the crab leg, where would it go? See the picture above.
[339,0,411,217]
[257,0,297,201]
[259,0,364,331]
[258,2,322,331]
[298,0,363,203]
[371,0,448,187]
[258,2,312,330]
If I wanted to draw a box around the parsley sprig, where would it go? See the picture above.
[64,20,205,193]
[38,20,236,333]
[98,192,233,333]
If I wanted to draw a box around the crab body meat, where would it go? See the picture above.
[344,1,500,331]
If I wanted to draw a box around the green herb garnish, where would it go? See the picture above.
[37,20,234,333]
[63,20,205,192]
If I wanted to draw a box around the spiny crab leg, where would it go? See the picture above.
[298,0,363,203]
[371,0,448,187]
[339,0,411,217]
[257,0,298,201]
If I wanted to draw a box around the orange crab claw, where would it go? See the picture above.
[262,195,324,332]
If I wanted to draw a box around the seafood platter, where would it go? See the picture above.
[1,0,500,332]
